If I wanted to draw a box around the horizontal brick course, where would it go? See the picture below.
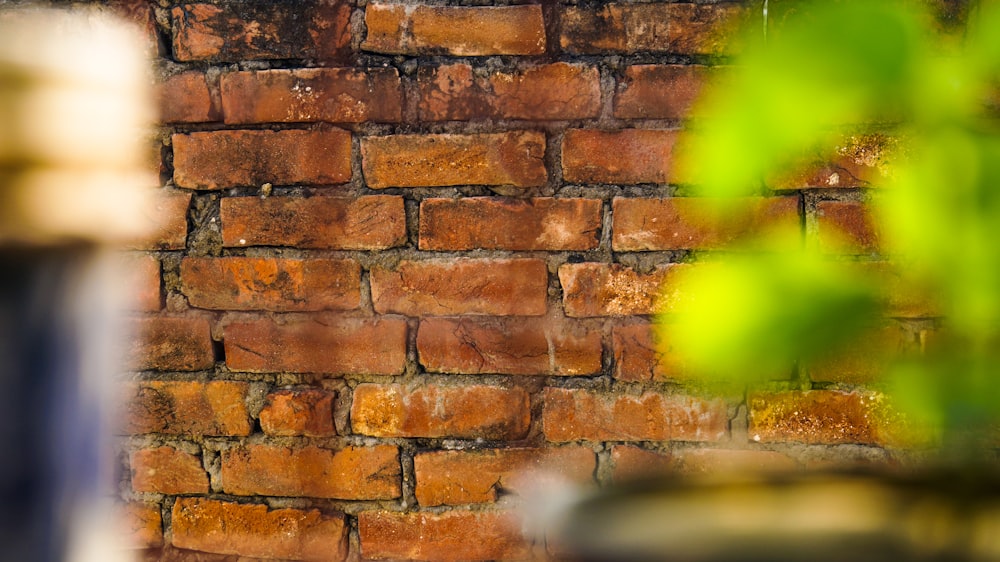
[612,321,688,381]
[130,446,209,495]
[560,263,685,317]
[815,200,881,254]
[259,388,337,437]
[614,65,713,119]
[359,510,529,561]
[159,71,220,123]
[748,390,901,446]
[122,380,251,436]
[563,129,678,185]
[126,315,214,372]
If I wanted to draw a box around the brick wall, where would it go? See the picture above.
[119,0,928,559]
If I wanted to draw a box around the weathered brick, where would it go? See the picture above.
[769,134,897,189]
[610,445,797,481]
[126,316,214,372]
[131,446,209,494]
[418,63,601,121]
[221,195,406,250]
[419,197,601,251]
[560,263,686,317]
[615,65,712,119]
[363,4,545,56]
[542,388,728,442]
[371,258,548,316]
[414,447,595,506]
[159,71,220,123]
[180,257,361,311]
[351,384,530,439]
[172,1,351,62]
[612,321,688,381]
[173,129,352,189]
[172,498,347,560]
[122,502,163,549]
[611,196,801,251]
[221,444,400,500]
[259,388,336,437]
[361,132,546,188]
[417,317,602,375]
[224,316,407,375]
[816,200,880,254]
[805,324,906,384]
[862,262,943,318]
[221,68,402,124]
[129,190,191,251]
[127,254,161,312]
[562,129,678,184]
[121,381,251,436]
[359,510,529,561]
[748,390,899,446]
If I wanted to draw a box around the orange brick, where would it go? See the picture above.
[121,502,163,549]
[560,263,685,317]
[361,132,546,188]
[562,129,677,184]
[359,510,529,561]
[609,446,674,482]
[126,316,214,372]
[121,381,251,436]
[130,446,209,494]
[159,71,220,123]
[363,4,545,55]
[126,254,161,312]
[671,448,799,475]
[816,200,881,254]
[351,384,530,439]
[419,197,601,251]
[180,257,361,311]
[417,317,602,375]
[614,65,712,119]
[370,258,548,316]
[612,321,688,381]
[769,133,897,189]
[221,444,400,500]
[259,388,336,437]
[173,129,352,189]
[748,390,899,446]
[129,190,190,251]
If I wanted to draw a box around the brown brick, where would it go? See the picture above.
[563,129,677,184]
[612,321,689,381]
[419,197,601,251]
[351,383,530,439]
[221,195,406,250]
[805,324,906,384]
[224,316,407,375]
[615,65,712,119]
[171,1,351,62]
[769,133,897,189]
[130,446,209,494]
[221,68,402,124]
[221,444,400,500]
[748,390,897,446]
[126,316,214,372]
[173,129,352,189]
[129,190,190,250]
[159,71,220,123]
[816,200,880,254]
[359,510,529,561]
[259,388,336,437]
[361,132,546,188]
[122,502,163,549]
[180,257,361,312]
[417,317,602,375]
[371,258,548,316]
[363,4,545,56]
[671,448,799,475]
[542,388,728,442]
[560,263,686,317]
[121,381,251,436]
[611,196,801,251]
[609,446,674,482]
[414,447,595,506]
[172,498,347,560]
[418,63,600,121]
[126,255,161,312]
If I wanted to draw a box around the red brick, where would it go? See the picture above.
[224,316,407,375]
[371,258,548,316]
[221,68,402,124]
[563,129,678,184]
[221,195,406,250]
[418,63,600,121]
[129,190,190,250]
[612,321,689,381]
[351,383,530,439]
[359,510,529,561]
[748,390,902,446]
[172,498,347,560]
[414,447,595,506]
[611,196,801,251]
[769,133,897,189]
[173,129,352,189]
[159,71,220,123]
[361,132,546,188]
[126,255,161,312]
[363,4,545,56]
[180,257,361,312]
[121,381,251,436]
[126,316,214,372]
[122,502,163,549]
[417,317,602,376]
[259,388,336,437]
[419,197,601,251]
[805,324,906,384]
[609,446,674,482]
[131,446,209,494]
[171,1,351,62]
[615,65,713,119]
[542,388,728,442]
[560,263,686,317]
[221,444,400,500]
[816,200,880,254]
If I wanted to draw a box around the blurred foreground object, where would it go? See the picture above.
[0,6,154,561]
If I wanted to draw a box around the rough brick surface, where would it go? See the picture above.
[221,444,400,499]
[560,263,685,317]
[126,316,214,372]
[562,129,678,184]
[361,132,546,188]
[612,321,687,381]
[131,446,209,494]
[171,498,348,560]
[419,197,601,251]
[805,324,906,384]
[615,65,712,119]
[371,258,548,316]
[224,316,407,375]
[259,388,336,437]
[748,391,897,446]
[363,4,545,55]
[180,257,361,311]
[159,71,220,123]
[221,195,407,250]
[351,384,530,439]
[122,503,163,549]
[173,129,352,189]
[417,317,602,375]
[769,134,896,188]
[816,200,881,254]
[122,381,251,436]
[359,510,529,561]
